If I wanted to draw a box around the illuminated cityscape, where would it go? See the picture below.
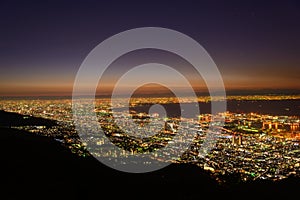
[1,95,299,185]
[1,0,300,198]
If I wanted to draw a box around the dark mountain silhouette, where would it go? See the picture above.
[0,127,223,199]
[0,110,56,127]
[0,110,299,199]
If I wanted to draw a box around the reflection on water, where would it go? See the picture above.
[123,100,300,118]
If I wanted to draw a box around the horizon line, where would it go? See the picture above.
[1,88,300,98]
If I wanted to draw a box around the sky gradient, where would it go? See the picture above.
[1,0,300,96]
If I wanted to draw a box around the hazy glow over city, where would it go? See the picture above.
[1,1,300,96]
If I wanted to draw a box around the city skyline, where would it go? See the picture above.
[1,0,300,96]
[1,1,300,197]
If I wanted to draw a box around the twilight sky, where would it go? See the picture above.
[1,0,300,96]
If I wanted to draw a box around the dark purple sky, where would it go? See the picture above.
[1,0,300,96]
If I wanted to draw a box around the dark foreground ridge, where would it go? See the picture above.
[0,111,299,199]
[0,110,57,127]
